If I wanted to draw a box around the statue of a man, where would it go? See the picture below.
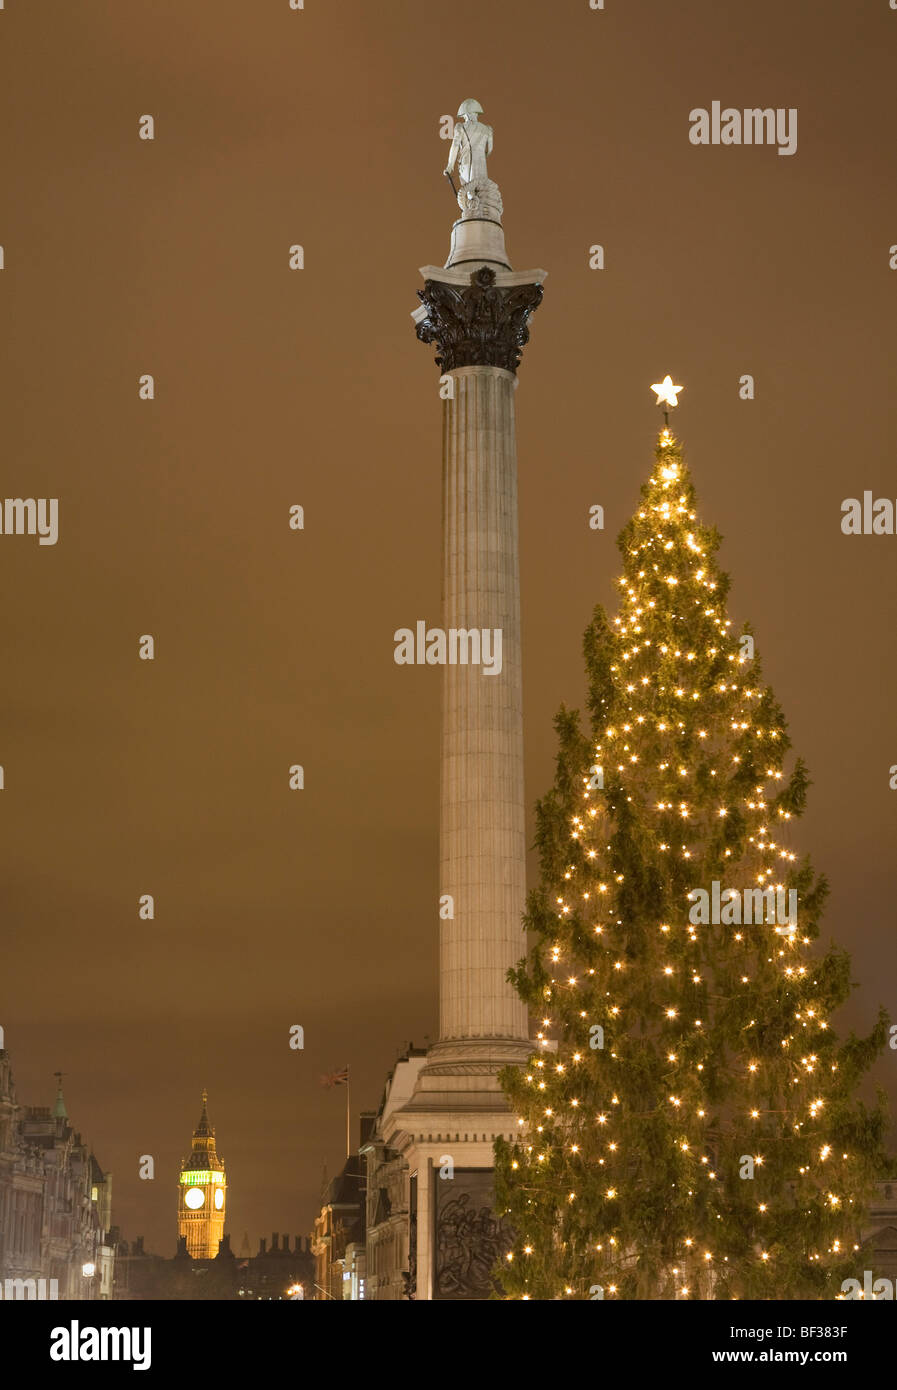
[444,98,493,187]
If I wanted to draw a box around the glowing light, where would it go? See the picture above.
[651,375,683,409]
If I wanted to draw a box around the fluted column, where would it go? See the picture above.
[413,266,543,1062]
[440,364,526,1041]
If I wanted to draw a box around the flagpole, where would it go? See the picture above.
[345,1067,350,1161]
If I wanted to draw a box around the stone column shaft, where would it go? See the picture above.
[440,365,527,1042]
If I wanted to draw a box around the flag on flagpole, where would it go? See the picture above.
[320,1066,349,1088]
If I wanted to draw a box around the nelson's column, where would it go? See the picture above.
[373,100,545,1300]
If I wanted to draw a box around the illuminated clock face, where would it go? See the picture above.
[184,1187,205,1210]
[214,1187,224,1210]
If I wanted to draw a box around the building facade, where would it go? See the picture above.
[235,1233,314,1300]
[312,1166,365,1301]
[0,1047,114,1299]
[113,1230,313,1300]
[312,1118,372,1300]
[863,1182,897,1283]
[361,1051,426,1300]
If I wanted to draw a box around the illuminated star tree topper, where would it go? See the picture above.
[651,374,684,434]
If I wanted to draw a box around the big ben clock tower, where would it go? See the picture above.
[177,1089,227,1258]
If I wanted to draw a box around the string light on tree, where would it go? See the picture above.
[494,389,890,1300]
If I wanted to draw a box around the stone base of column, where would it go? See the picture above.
[400,1038,532,1118]
[381,1038,533,1299]
[382,1091,527,1301]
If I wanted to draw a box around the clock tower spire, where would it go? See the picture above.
[177,1088,227,1258]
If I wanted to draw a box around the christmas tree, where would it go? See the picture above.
[495,394,890,1300]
